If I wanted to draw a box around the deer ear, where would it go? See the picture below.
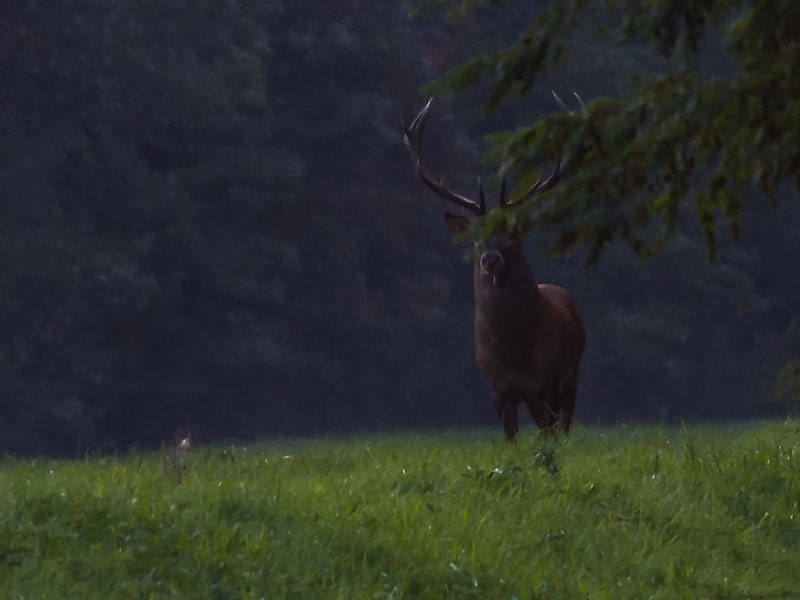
[443,212,471,234]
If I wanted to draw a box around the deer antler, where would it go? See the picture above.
[403,99,485,216]
[506,90,585,205]
[405,93,584,211]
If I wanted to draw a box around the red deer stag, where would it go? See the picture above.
[403,97,586,441]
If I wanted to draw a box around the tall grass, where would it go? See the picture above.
[1,422,799,599]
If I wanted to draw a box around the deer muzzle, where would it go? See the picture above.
[480,250,505,287]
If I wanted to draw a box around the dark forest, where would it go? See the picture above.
[2,0,798,456]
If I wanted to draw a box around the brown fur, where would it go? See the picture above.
[446,215,585,440]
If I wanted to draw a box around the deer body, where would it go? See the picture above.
[405,98,586,440]
[476,285,584,437]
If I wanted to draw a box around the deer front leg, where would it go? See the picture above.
[493,393,519,442]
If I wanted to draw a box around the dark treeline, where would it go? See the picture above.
[1,1,797,455]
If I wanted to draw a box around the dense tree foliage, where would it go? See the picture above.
[414,0,800,262]
[0,1,796,455]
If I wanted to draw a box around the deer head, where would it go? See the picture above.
[402,97,569,287]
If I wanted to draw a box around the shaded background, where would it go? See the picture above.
[1,1,798,455]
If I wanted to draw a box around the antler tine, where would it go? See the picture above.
[403,99,484,216]
[551,90,570,114]
[525,89,584,198]
[573,92,586,113]
[527,174,543,195]
[528,157,561,195]
[478,177,486,214]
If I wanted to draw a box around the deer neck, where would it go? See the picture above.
[472,257,543,335]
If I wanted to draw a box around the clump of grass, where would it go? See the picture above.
[1,421,799,599]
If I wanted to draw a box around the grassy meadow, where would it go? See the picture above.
[1,422,799,599]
